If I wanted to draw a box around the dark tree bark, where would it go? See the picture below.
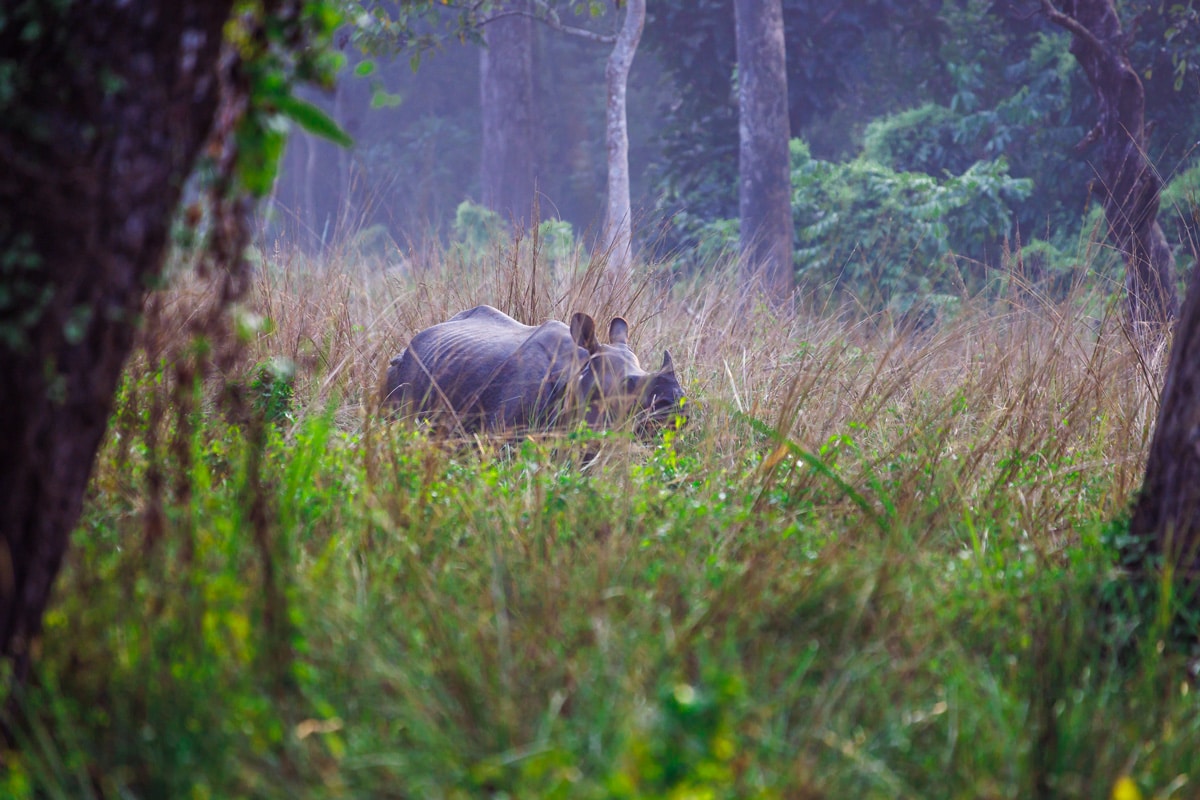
[1131,260,1200,563]
[480,0,539,228]
[0,2,236,677]
[734,0,794,305]
[1043,0,1180,335]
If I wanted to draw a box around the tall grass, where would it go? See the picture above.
[3,235,1197,799]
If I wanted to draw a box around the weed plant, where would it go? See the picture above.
[3,234,1199,799]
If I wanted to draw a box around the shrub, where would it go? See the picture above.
[536,218,578,263]
[790,139,1032,309]
[1160,161,1200,261]
[452,199,506,261]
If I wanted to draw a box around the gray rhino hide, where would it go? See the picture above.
[383,305,585,433]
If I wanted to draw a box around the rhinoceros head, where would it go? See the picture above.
[570,312,687,433]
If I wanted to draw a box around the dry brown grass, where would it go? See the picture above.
[163,234,1157,540]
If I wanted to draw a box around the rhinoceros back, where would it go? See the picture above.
[384,305,584,432]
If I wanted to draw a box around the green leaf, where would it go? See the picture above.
[274,94,353,148]
[370,86,404,109]
[354,60,376,77]
[735,411,891,532]
[235,114,288,196]
[326,51,348,76]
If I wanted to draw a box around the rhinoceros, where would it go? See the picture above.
[382,305,685,434]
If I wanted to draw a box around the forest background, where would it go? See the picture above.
[275,0,1200,313]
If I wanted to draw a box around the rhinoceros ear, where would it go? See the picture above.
[660,350,676,374]
[609,317,629,345]
[570,312,599,353]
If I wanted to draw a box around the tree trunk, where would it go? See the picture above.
[734,0,794,305]
[0,1,234,677]
[305,131,321,247]
[1043,0,1179,337]
[480,0,538,229]
[334,78,354,243]
[1130,259,1200,565]
[600,0,645,287]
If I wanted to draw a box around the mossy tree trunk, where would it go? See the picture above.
[0,1,235,679]
[1043,0,1180,336]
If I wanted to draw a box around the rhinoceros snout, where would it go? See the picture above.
[638,392,691,434]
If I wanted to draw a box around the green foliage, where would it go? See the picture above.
[649,2,1200,274]
[690,217,740,266]
[855,26,1092,252]
[275,93,353,148]
[608,675,751,799]
[1160,161,1200,256]
[1004,238,1086,300]
[446,200,581,267]
[452,199,506,258]
[645,0,946,251]
[1127,0,1200,171]
[537,218,578,262]
[346,1,487,60]
[250,357,297,424]
[231,1,350,197]
[344,223,403,265]
[446,200,583,272]
[789,139,1032,308]
[861,104,968,176]
[948,29,1092,244]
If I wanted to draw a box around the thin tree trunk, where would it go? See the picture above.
[735,0,794,306]
[334,78,354,241]
[480,0,538,228]
[600,0,645,288]
[1130,259,1200,565]
[304,132,320,248]
[1043,0,1179,337]
[0,1,235,677]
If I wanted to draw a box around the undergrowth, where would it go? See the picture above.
[3,237,1198,799]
